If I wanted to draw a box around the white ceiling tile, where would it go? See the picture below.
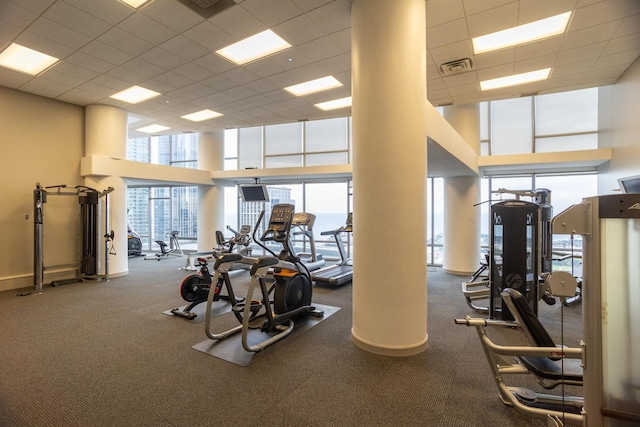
[209,4,265,38]
[556,42,607,65]
[593,49,640,70]
[182,21,235,52]
[562,21,620,50]
[15,30,75,59]
[0,2,39,28]
[551,58,597,78]
[44,1,111,38]
[117,12,177,45]
[614,13,640,38]
[98,27,154,57]
[80,40,133,66]
[139,47,186,70]
[63,0,132,25]
[473,48,516,69]
[429,40,474,66]
[426,0,465,27]
[140,0,205,33]
[515,37,563,61]
[158,35,210,62]
[602,34,640,56]
[306,0,351,34]
[273,14,325,46]
[64,51,116,74]
[518,0,577,23]
[465,2,519,38]
[426,18,470,49]
[462,0,516,16]
[570,0,637,31]
[443,71,479,88]
[298,36,343,62]
[241,0,303,27]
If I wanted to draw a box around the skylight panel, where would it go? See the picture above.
[216,30,291,65]
[0,43,59,76]
[285,76,343,96]
[110,86,160,104]
[473,12,572,54]
[480,68,551,91]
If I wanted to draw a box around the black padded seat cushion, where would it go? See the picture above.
[518,356,583,382]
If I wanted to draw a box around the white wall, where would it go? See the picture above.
[598,57,640,194]
[0,87,85,291]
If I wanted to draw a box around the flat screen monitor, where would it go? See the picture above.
[239,184,270,202]
[618,175,640,194]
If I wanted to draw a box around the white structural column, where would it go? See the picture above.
[351,0,428,355]
[84,105,128,277]
[197,130,224,252]
[442,104,481,275]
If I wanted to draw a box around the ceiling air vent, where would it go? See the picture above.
[439,58,474,76]
[175,0,237,19]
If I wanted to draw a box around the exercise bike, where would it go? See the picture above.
[204,204,323,353]
[170,257,243,320]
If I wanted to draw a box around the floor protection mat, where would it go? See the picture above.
[192,303,340,366]
[163,299,233,323]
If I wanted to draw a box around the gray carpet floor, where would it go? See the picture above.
[0,255,583,426]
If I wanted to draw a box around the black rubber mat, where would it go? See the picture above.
[192,303,340,366]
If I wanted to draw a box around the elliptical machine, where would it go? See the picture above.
[170,256,243,320]
[204,203,323,353]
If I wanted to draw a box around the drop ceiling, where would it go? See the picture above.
[0,0,638,139]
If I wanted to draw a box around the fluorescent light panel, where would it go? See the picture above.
[216,30,291,65]
[182,109,223,122]
[136,124,170,134]
[480,68,551,91]
[110,85,160,104]
[285,76,342,96]
[0,43,59,75]
[315,96,352,111]
[473,12,572,54]
[119,0,151,8]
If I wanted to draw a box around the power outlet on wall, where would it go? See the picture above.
[24,213,29,220]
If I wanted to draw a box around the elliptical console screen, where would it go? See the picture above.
[269,204,295,233]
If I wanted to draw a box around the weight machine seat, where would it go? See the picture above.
[501,288,583,387]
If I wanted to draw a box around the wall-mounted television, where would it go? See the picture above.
[618,175,640,194]
[239,184,270,202]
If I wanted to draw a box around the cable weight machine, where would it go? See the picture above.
[33,183,114,293]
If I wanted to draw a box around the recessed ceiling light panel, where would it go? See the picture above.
[315,96,352,111]
[473,12,572,54]
[285,76,343,96]
[480,68,551,91]
[216,30,291,65]
[182,109,223,122]
[0,43,59,75]
[136,124,170,134]
[110,85,160,104]
[118,0,152,8]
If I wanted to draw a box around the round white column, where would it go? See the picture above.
[351,0,428,355]
[442,176,481,275]
[442,104,482,275]
[84,105,128,277]
[198,130,224,252]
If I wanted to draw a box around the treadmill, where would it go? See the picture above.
[312,213,353,286]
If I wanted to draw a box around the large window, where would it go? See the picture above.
[482,87,598,155]
[126,132,199,251]
[228,117,351,171]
